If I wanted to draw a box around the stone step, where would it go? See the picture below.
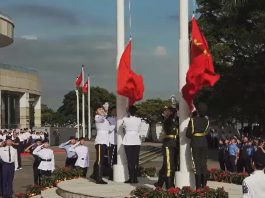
[41,187,62,198]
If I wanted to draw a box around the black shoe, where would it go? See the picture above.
[89,174,95,180]
[96,180,107,184]
[124,179,132,183]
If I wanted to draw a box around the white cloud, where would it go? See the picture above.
[154,46,167,56]
[20,34,38,40]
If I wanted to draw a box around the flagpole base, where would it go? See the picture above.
[175,171,195,188]
[113,164,128,182]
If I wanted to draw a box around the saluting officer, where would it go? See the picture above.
[69,137,89,177]
[154,105,179,189]
[186,103,209,189]
[0,136,18,198]
[33,139,55,182]
[107,106,117,180]
[25,139,42,185]
[91,104,114,184]
[59,136,77,168]
[122,105,142,184]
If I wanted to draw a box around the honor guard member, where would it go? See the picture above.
[59,136,77,168]
[0,137,18,198]
[25,139,42,185]
[107,106,117,180]
[91,104,114,184]
[33,139,55,181]
[154,105,178,189]
[242,149,265,198]
[69,137,89,177]
[186,103,209,189]
[122,105,142,184]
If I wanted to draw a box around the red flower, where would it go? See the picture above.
[204,186,210,191]
[200,192,205,197]
[168,187,180,194]
[155,187,163,192]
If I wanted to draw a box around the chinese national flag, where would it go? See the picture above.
[182,17,220,112]
[117,40,144,106]
[75,72,82,88]
[82,80,89,93]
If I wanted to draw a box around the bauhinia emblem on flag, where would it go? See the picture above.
[82,78,89,93]
[75,71,82,88]
[182,17,220,112]
[117,39,144,106]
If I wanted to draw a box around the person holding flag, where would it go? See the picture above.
[183,17,219,189]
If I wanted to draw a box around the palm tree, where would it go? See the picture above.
[223,0,249,9]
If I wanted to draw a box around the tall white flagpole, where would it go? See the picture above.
[87,75,91,140]
[113,0,128,182]
[82,65,86,138]
[175,0,195,188]
[75,89,80,139]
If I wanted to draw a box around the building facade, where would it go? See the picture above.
[0,64,41,129]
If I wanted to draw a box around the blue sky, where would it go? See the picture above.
[0,0,196,109]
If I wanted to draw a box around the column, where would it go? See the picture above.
[7,94,10,128]
[34,96,41,127]
[113,0,128,182]
[175,0,195,188]
[19,92,30,128]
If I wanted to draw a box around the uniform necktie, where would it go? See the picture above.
[8,146,11,162]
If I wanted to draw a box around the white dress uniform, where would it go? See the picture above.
[122,116,142,145]
[95,115,114,145]
[107,116,117,145]
[0,146,18,169]
[33,145,55,172]
[69,142,89,177]
[242,170,265,198]
[69,143,89,168]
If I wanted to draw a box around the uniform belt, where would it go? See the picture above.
[164,135,177,139]
[41,159,52,162]
[193,132,206,137]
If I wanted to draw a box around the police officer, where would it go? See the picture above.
[59,136,77,168]
[69,137,89,177]
[242,148,265,198]
[0,136,18,198]
[154,105,178,189]
[107,106,117,180]
[186,103,209,189]
[33,139,55,182]
[122,105,142,184]
[91,104,114,184]
[25,139,42,185]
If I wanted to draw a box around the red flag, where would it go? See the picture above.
[182,17,220,112]
[75,71,82,88]
[117,40,144,106]
[82,79,89,93]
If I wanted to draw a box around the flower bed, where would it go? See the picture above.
[15,167,83,198]
[208,168,249,185]
[130,186,228,198]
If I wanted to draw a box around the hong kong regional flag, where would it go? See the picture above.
[75,71,82,88]
[117,39,144,106]
[182,17,220,112]
[82,79,89,93]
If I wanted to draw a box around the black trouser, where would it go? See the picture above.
[39,170,52,185]
[124,145,140,182]
[191,145,208,189]
[92,144,108,182]
[33,160,40,185]
[229,155,237,172]
[75,166,87,178]
[218,157,226,171]
[107,144,117,179]
[157,146,176,189]
[65,157,77,168]
[2,162,15,198]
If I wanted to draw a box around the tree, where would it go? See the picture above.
[195,0,265,132]
[57,87,116,124]
[136,99,174,124]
